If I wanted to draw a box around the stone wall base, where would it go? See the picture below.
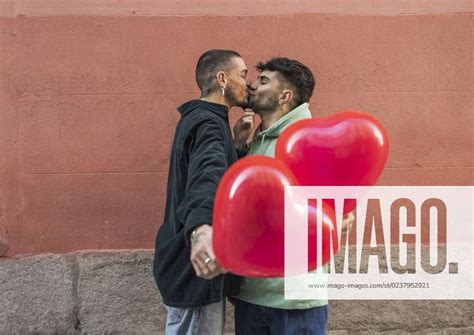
[1,251,472,334]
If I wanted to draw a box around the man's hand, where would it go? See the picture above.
[233,109,255,149]
[190,224,227,279]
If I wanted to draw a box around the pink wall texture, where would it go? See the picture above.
[0,2,472,256]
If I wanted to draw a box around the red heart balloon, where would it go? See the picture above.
[213,155,337,277]
[275,111,389,213]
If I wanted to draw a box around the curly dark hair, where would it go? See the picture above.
[256,57,315,108]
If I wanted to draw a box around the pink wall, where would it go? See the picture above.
[0,2,472,256]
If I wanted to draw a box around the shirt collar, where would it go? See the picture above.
[178,99,229,120]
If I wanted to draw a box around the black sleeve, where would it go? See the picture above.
[178,118,229,245]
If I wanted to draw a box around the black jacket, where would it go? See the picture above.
[153,100,242,307]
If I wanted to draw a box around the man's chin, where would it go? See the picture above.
[236,99,252,109]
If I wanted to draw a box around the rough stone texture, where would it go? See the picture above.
[77,251,166,334]
[326,300,474,332]
[328,300,372,331]
[328,331,349,335]
[1,251,473,334]
[329,329,474,335]
[347,329,474,335]
[368,300,474,332]
[0,254,76,334]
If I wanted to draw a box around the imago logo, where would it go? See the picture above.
[284,186,473,300]
[327,197,452,275]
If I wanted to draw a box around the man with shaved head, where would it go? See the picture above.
[153,49,254,335]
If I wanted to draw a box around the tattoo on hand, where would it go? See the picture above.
[191,232,204,245]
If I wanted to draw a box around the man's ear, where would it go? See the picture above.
[279,89,294,106]
[216,71,227,87]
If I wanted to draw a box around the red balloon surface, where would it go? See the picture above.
[275,111,389,213]
[213,155,337,277]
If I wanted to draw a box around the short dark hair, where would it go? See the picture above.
[195,49,241,97]
[256,57,315,107]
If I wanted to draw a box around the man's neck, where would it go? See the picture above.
[259,106,289,131]
[200,92,230,109]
